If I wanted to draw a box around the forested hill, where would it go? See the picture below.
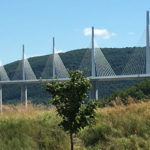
[3,47,145,104]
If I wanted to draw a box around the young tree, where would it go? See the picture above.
[46,70,97,150]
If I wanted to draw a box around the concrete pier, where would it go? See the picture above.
[0,85,2,112]
[21,84,27,108]
[91,81,98,100]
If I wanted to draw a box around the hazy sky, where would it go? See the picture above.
[0,0,150,64]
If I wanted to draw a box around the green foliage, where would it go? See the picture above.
[97,79,150,107]
[0,113,69,150]
[1,102,150,150]
[46,70,97,134]
[80,103,150,150]
[46,70,97,150]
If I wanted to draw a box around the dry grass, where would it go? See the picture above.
[1,101,150,150]
[0,103,56,120]
[0,103,70,150]
[97,100,150,119]
[81,101,150,150]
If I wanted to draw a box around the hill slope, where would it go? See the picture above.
[3,47,145,103]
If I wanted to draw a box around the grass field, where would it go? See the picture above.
[81,101,150,150]
[0,102,150,150]
[0,104,70,150]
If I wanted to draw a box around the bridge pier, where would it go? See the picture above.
[21,84,27,108]
[91,81,98,100]
[0,85,2,113]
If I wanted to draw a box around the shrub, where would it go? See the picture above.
[0,112,69,150]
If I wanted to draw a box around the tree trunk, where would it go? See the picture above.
[70,133,73,150]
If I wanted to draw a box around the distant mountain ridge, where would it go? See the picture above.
[2,47,145,104]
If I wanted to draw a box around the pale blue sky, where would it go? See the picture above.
[0,0,150,64]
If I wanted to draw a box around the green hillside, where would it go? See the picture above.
[98,78,150,107]
[3,47,145,104]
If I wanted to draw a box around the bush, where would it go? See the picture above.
[97,79,150,107]
[0,112,69,150]
[80,102,150,150]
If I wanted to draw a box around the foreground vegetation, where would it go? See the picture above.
[0,101,150,150]
[81,101,150,150]
[0,105,70,150]
[46,70,97,150]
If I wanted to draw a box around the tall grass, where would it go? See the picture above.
[80,101,150,150]
[1,102,150,150]
[0,104,69,150]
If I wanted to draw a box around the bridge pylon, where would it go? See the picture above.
[53,37,56,78]
[21,45,28,108]
[91,26,98,100]
[146,11,150,74]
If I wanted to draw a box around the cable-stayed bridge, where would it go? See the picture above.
[0,11,150,111]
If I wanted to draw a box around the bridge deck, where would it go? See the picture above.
[0,74,150,85]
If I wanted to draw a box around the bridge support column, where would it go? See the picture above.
[21,84,27,108]
[91,81,98,100]
[0,85,2,113]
